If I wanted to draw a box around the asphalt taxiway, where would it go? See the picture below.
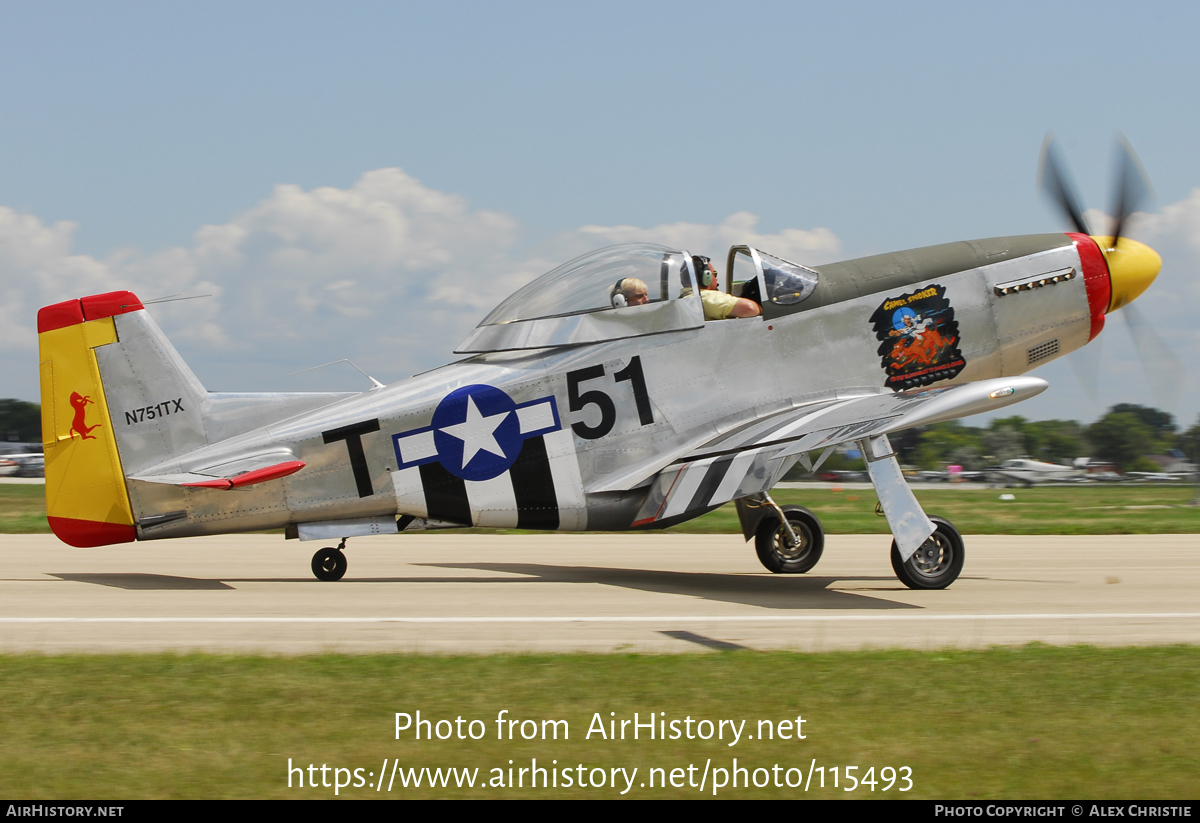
[1,533,1197,654]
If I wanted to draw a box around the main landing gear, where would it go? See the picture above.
[755,503,825,574]
[890,516,964,590]
[859,433,965,590]
[311,537,348,581]
[734,493,826,574]
[740,434,967,589]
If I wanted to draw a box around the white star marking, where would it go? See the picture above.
[439,395,510,469]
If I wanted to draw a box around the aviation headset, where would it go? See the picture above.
[611,278,631,308]
[691,255,715,289]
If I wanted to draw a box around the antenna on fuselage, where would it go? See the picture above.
[138,293,214,306]
[290,359,386,390]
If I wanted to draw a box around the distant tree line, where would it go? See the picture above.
[787,403,1199,475]
[0,399,40,443]
[884,404,1199,473]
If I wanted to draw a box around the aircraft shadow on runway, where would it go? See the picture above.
[409,563,919,611]
[43,566,917,611]
[49,573,234,590]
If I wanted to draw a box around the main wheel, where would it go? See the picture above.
[890,516,963,590]
[311,547,348,581]
[755,506,824,574]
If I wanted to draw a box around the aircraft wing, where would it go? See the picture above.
[631,376,1046,527]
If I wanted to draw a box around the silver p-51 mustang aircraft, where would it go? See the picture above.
[36,139,1162,589]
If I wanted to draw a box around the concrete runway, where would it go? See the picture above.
[1,533,1197,654]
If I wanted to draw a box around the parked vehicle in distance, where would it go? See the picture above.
[0,443,45,478]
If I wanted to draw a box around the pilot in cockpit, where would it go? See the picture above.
[609,277,650,308]
[689,255,761,320]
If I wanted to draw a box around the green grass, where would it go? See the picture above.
[666,484,1200,535]
[450,484,1200,535]
[0,646,1196,799]
[0,484,52,533]
[9,483,1200,535]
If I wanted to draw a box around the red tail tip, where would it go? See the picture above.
[37,291,144,333]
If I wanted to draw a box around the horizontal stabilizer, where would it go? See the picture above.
[181,460,305,490]
[131,451,304,490]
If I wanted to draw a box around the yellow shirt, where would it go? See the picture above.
[680,287,742,320]
[698,290,741,320]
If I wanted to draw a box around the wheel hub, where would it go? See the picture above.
[913,536,950,575]
[774,530,807,560]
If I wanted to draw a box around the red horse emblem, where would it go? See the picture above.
[69,392,101,440]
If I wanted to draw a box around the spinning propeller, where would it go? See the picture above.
[1037,134,1180,409]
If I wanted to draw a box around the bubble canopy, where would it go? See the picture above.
[457,244,705,353]
[482,244,696,323]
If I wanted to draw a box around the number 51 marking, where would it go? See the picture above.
[565,355,653,440]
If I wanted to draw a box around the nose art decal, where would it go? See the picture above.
[869,284,965,390]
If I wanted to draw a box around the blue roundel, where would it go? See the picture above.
[431,384,522,481]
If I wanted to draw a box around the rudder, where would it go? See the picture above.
[38,292,143,547]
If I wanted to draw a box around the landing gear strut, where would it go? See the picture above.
[311,537,348,581]
[858,433,966,590]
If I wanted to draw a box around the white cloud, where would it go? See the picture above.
[1,167,845,398]
[1142,188,1200,252]
[0,208,117,349]
[4,169,1199,425]
[1133,190,1200,307]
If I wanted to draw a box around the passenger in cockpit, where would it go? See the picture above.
[690,256,761,320]
[610,277,650,308]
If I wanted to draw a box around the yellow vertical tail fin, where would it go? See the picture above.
[37,292,142,547]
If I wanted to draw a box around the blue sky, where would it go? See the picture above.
[3,1,1198,428]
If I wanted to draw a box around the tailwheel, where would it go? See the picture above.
[890,516,963,590]
[754,505,824,574]
[311,545,348,581]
